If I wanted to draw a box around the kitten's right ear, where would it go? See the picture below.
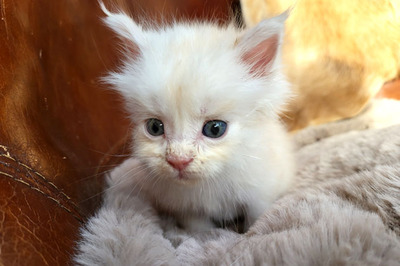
[99,1,145,49]
[237,12,287,77]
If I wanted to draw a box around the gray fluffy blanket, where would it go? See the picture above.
[75,99,400,265]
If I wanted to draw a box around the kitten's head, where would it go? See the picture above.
[101,3,289,184]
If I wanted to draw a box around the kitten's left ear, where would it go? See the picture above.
[99,1,145,49]
[237,12,287,76]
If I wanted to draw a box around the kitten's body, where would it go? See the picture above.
[97,3,294,232]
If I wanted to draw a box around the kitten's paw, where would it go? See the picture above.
[74,202,176,265]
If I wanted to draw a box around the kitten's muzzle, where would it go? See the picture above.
[166,154,193,171]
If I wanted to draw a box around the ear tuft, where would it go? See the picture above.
[238,13,287,76]
[241,34,279,76]
[99,1,145,48]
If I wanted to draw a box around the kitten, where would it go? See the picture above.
[98,3,294,232]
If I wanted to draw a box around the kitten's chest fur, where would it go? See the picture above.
[143,173,246,220]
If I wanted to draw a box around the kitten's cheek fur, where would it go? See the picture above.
[104,158,146,201]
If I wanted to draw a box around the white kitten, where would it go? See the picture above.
[99,3,294,232]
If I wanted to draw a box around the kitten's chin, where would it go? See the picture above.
[171,171,201,185]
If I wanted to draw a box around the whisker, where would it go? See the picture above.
[70,160,140,185]
[125,167,158,200]
[112,164,152,190]
[240,154,262,160]
[91,163,128,168]
[70,160,135,185]
[87,148,131,157]
[150,171,164,190]
[79,164,152,203]
[70,168,116,184]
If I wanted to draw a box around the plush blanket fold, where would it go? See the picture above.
[74,99,400,265]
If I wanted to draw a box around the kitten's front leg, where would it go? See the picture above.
[179,215,216,232]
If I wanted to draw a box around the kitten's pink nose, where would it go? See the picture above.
[167,155,193,171]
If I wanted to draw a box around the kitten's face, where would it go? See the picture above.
[101,6,289,184]
[131,80,246,183]
[134,109,238,183]
[129,41,252,183]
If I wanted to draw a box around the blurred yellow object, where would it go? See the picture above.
[241,0,400,131]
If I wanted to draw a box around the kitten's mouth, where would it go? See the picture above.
[178,172,187,180]
[173,170,198,184]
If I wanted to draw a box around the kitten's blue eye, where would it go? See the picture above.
[202,120,227,138]
[146,118,164,136]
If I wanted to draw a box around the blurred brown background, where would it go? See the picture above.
[0,0,238,264]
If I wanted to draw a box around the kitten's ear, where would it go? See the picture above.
[237,12,287,76]
[99,1,145,50]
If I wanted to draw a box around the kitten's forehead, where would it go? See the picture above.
[146,23,239,51]
[118,21,287,123]
[138,24,249,116]
[142,26,241,80]
[151,87,233,122]
[105,10,289,126]
[154,76,242,123]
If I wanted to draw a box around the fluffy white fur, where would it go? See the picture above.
[98,3,294,232]
[74,99,400,265]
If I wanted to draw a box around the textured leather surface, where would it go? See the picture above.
[0,0,235,265]
[0,145,82,265]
